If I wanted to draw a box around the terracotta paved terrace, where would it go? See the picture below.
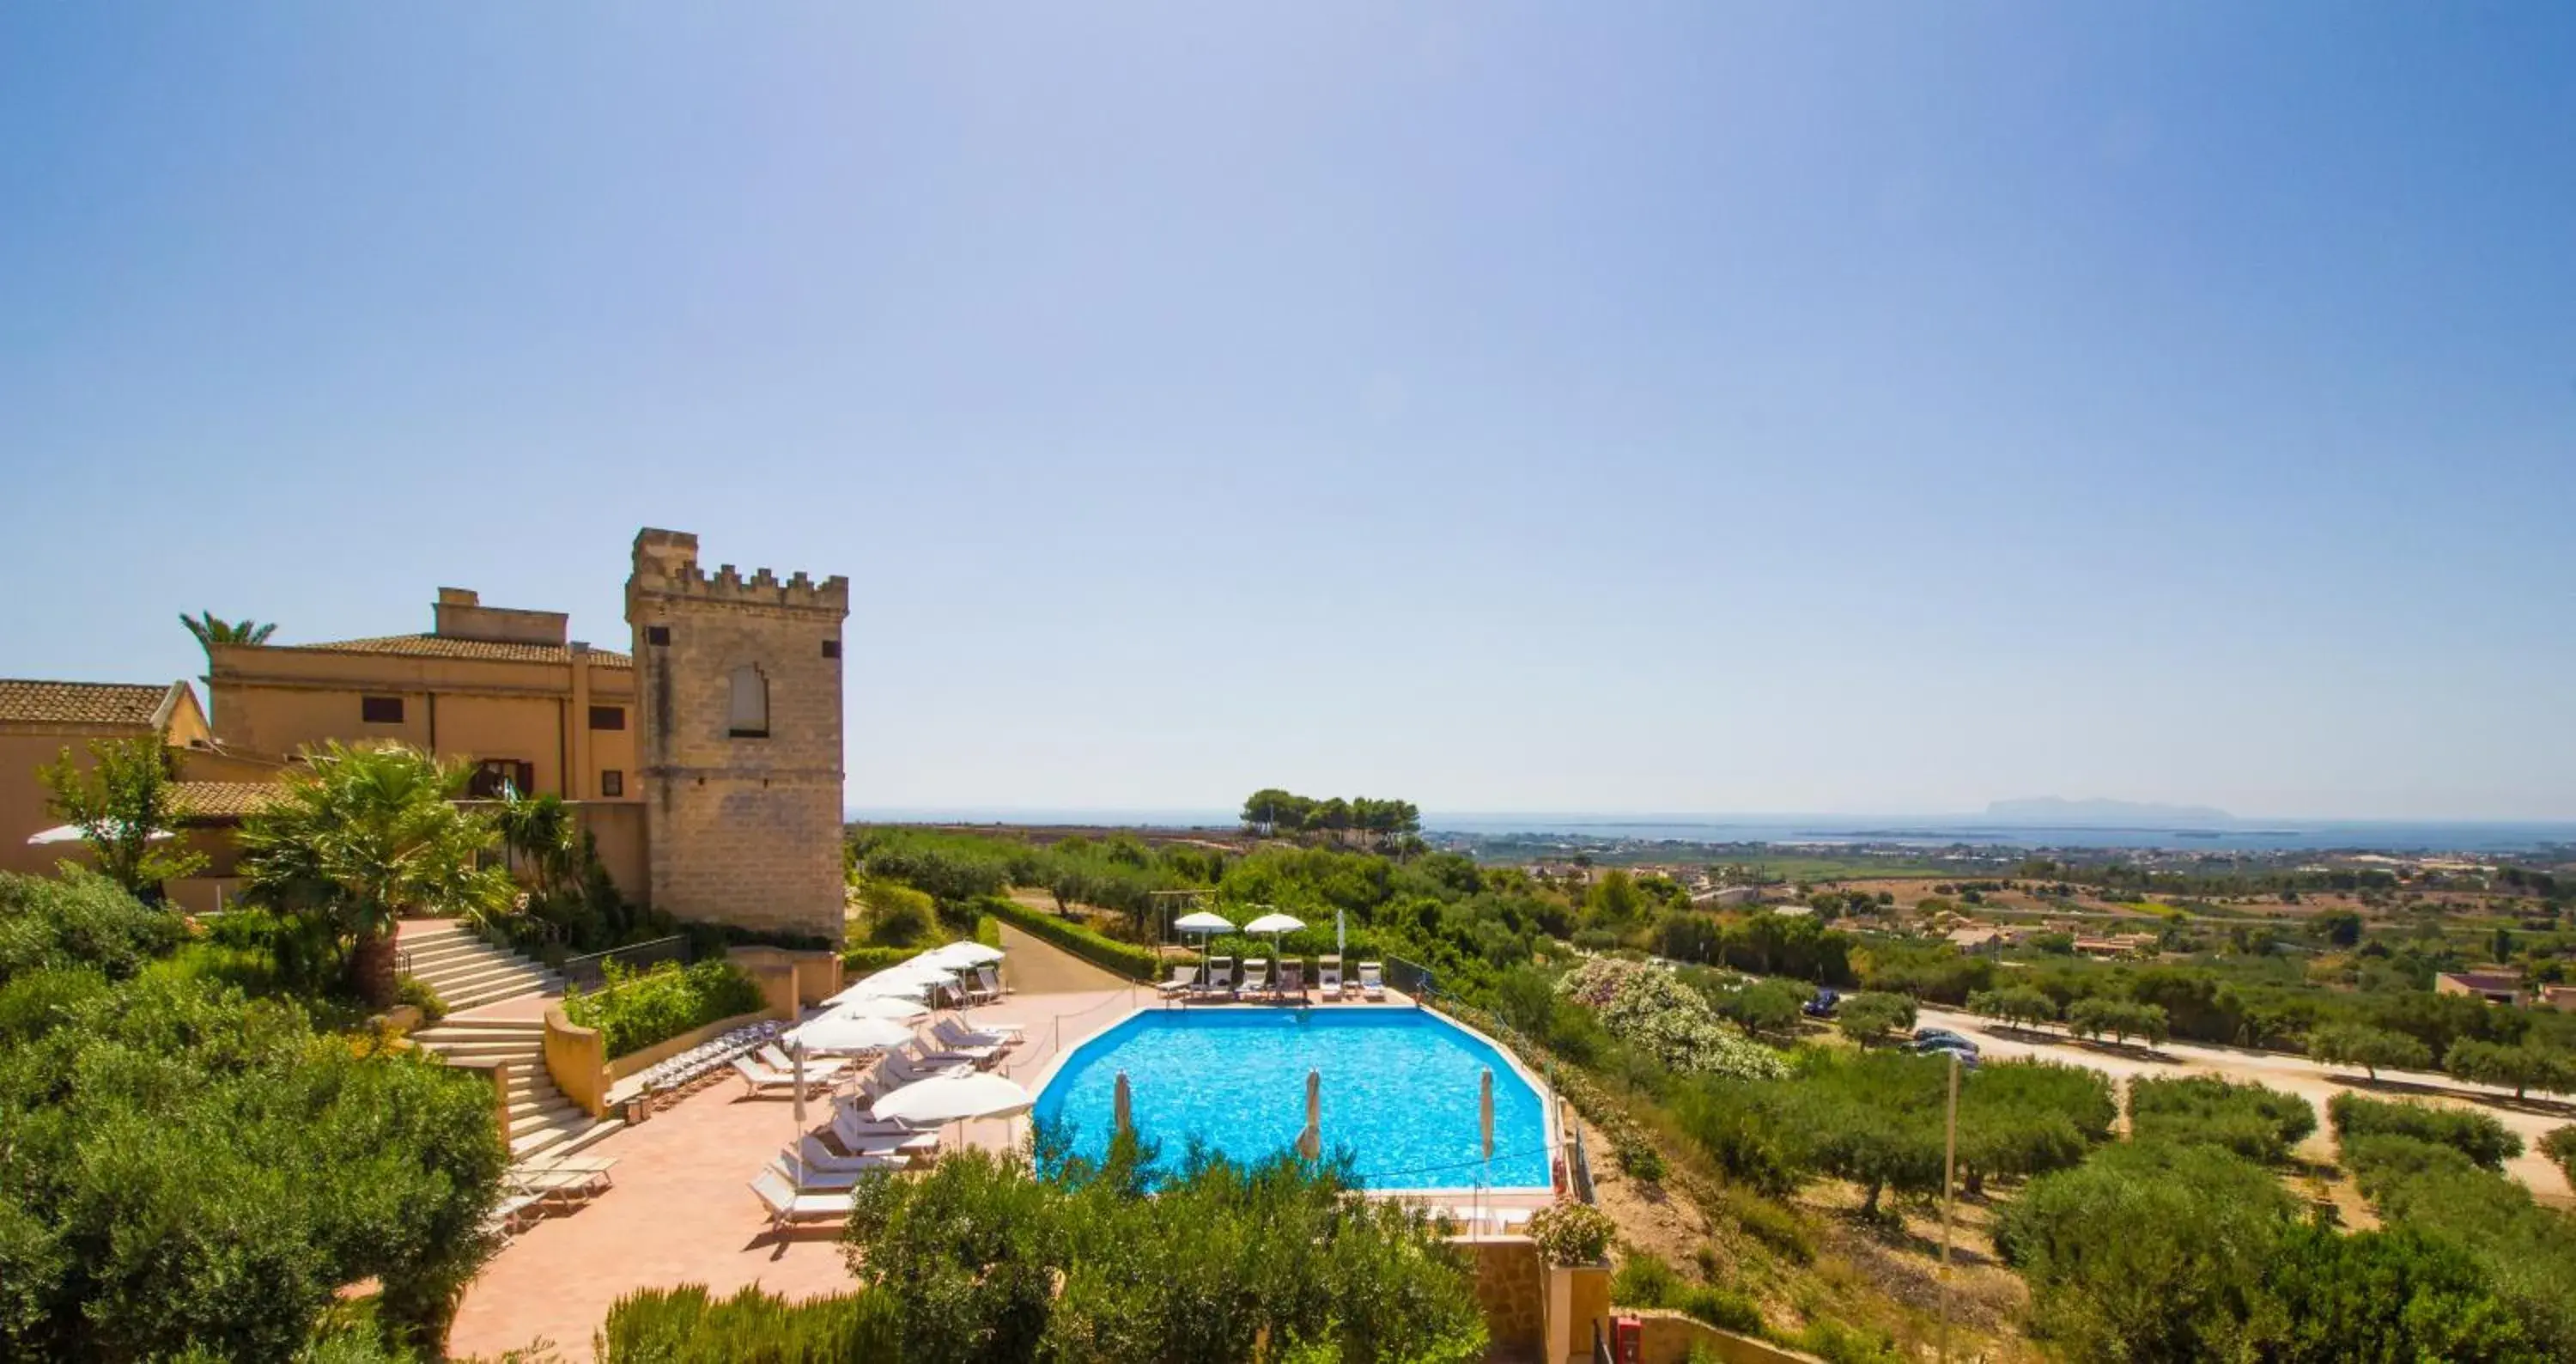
[447,927,1548,1360]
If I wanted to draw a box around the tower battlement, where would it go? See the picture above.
[629,528,848,614]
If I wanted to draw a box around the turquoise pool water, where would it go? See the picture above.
[1033,1009,1551,1190]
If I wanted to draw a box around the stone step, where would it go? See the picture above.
[416,959,556,995]
[419,1039,546,1063]
[440,983,561,1013]
[418,1016,548,1035]
[510,1111,612,1160]
[508,1101,586,1138]
[404,941,517,971]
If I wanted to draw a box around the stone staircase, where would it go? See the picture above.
[397,919,565,1012]
[409,1016,625,1163]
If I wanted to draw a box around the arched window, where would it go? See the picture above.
[727,664,769,738]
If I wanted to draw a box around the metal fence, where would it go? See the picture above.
[559,935,690,990]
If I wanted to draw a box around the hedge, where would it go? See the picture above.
[564,959,766,1058]
[981,898,1157,981]
[841,917,1004,974]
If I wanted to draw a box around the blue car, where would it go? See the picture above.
[1801,988,1841,1018]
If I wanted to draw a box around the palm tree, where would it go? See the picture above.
[495,790,580,904]
[238,741,514,1006]
[179,611,276,686]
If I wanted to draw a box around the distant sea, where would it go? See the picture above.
[848,808,2576,855]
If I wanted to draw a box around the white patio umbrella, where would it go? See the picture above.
[828,962,951,1004]
[832,995,931,1023]
[1242,911,1305,936]
[25,821,172,847]
[918,941,1005,967]
[872,1071,1035,1147]
[1174,910,1234,984]
[787,1013,918,1055]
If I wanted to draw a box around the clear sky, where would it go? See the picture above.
[3,4,2572,821]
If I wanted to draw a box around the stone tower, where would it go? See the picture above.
[625,528,849,941]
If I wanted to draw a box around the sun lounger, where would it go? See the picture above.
[1277,959,1305,1000]
[1317,956,1343,999]
[770,1154,899,1191]
[732,1055,834,1099]
[825,1113,939,1160]
[833,1094,935,1135]
[1358,962,1386,1002]
[1199,957,1234,998]
[932,1017,1018,1053]
[974,965,1010,999]
[959,970,1001,1006]
[1157,962,1198,997]
[484,1191,543,1242]
[512,1166,610,1208]
[757,1044,854,1076]
[1239,959,1269,998]
[750,1167,855,1230]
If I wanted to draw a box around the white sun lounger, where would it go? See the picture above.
[732,1055,833,1099]
[1317,956,1343,999]
[974,965,1010,999]
[823,1115,938,1161]
[1157,962,1198,997]
[750,1167,854,1230]
[1199,957,1234,998]
[1358,962,1386,1002]
[1239,959,1269,998]
[756,1044,854,1076]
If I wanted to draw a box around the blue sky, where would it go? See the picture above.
[3,4,2572,820]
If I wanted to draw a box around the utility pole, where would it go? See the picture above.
[1940,1050,1959,1364]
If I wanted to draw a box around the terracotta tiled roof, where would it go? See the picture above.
[268,636,632,667]
[0,679,176,728]
[170,781,289,819]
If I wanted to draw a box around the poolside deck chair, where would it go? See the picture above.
[750,1167,854,1231]
[1358,961,1386,1002]
[771,1154,901,1191]
[1238,959,1269,998]
[484,1191,544,1242]
[757,1044,854,1077]
[732,1054,833,1099]
[882,1051,974,1087]
[1199,957,1234,999]
[959,969,1001,1006]
[826,1113,939,1160]
[1317,955,1343,1000]
[932,1017,1018,1053]
[1277,959,1305,1001]
[833,1094,936,1136]
[1157,961,1198,997]
[974,965,1010,999]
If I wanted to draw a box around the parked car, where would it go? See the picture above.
[1801,988,1841,1018]
[1911,1036,1982,1063]
[1912,1027,1975,1050]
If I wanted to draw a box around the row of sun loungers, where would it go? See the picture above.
[1157,958,1386,1002]
[633,1020,787,1102]
[746,1015,1034,1227]
[486,1154,621,1241]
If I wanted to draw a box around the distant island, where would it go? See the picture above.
[1981,796,2235,827]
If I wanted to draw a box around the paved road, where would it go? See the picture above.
[1912,1004,2575,1203]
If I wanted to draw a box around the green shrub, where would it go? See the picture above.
[840,945,918,973]
[1613,1131,1668,1183]
[597,1284,902,1361]
[2339,1133,2576,1357]
[2129,1075,2316,1165]
[1795,1318,1903,1364]
[1611,1251,1683,1307]
[1556,959,1786,1081]
[982,897,1157,980]
[0,972,504,1359]
[564,958,766,1057]
[0,868,183,984]
[396,975,447,1023]
[1833,991,1917,1044]
[2328,1093,2521,1172]
[1676,1285,1763,1334]
[1526,1202,1618,1266]
[1708,1183,1812,1264]
[852,878,937,947]
[2541,1125,2575,1185]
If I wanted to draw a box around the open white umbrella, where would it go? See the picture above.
[787,1013,918,1054]
[872,1072,1033,1124]
[1174,910,1234,985]
[832,995,931,1022]
[1242,911,1305,936]
[25,821,172,847]
[919,941,1005,968]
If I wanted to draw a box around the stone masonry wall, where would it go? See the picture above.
[627,529,848,941]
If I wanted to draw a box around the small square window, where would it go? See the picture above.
[361,696,404,724]
[822,638,841,660]
[600,770,624,797]
[588,705,626,731]
[646,625,671,646]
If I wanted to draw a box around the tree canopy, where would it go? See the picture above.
[37,729,205,896]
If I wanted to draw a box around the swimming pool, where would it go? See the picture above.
[1032,1008,1552,1190]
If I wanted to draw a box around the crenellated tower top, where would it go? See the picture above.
[628,527,848,616]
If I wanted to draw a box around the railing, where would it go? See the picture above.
[1593,1319,1615,1364]
[999,983,1145,1083]
[1569,1119,1597,1203]
[560,935,690,990]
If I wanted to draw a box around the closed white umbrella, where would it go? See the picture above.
[872,1072,1033,1125]
[787,1013,917,1054]
[1298,1069,1322,1161]
[1114,1071,1133,1138]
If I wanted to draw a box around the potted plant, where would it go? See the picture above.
[1527,1201,1617,1358]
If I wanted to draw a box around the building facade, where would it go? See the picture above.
[626,529,849,941]
[0,679,212,880]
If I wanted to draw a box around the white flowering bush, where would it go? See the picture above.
[1557,958,1786,1081]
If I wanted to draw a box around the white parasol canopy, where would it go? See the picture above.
[787,1013,918,1054]
[918,941,1005,968]
[25,821,173,847]
[1242,911,1305,935]
[871,1072,1033,1126]
[830,995,931,1022]
[1174,910,1234,934]
[827,964,948,1003]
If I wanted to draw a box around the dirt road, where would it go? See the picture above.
[1912,1004,2574,1204]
